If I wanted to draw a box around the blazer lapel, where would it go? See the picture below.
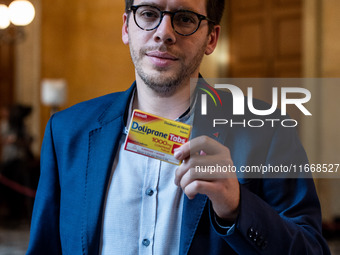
[179,195,208,255]
[82,84,135,255]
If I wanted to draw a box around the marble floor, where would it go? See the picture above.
[329,240,340,255]
[0,225,30,255]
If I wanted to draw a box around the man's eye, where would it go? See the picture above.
[181,16,193,23]
[140,10,159,19]
[176,14,196,24]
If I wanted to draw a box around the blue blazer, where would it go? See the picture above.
[27,83,330,254]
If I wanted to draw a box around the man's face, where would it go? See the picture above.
[122,0,219,96]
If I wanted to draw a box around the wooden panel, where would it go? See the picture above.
[236,19,266,61]
[274,62,301,77]
[0,0,15,107]
[228,0,302,78]
[0,0,12,4]
[229,0,269,78]
[275,0,302,8]
[227,0,303,127]
[274,15,302,59]
[41,0,134,104]
[0,43,14,107]
[40,0,135,139]
[232,0,264,11]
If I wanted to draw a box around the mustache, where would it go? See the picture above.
[140,45,181,58]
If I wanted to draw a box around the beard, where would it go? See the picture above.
[129,38,208,97]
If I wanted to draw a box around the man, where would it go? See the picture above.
[27,0,330,254]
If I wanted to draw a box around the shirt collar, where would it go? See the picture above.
[124,88,197,134]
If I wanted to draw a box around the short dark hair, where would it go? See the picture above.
[124,0,225,29]
[206,0,225,32]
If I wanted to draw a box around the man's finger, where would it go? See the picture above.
[174,136,230,161]
[179,170,195,190]
[184,180,217,200]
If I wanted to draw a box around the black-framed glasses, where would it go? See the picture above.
[128,5,215,36]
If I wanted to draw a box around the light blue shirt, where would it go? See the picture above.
[100,96,194,255]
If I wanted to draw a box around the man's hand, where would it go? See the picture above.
[174,136,240,221]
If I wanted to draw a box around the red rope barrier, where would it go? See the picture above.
[0,174,36,198]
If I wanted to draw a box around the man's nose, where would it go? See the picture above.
[153,14,177,44]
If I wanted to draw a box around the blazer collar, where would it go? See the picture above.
[97,82,136,127]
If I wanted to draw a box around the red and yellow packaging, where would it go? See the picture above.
[124,109,191,165]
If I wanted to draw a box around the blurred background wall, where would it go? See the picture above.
[311,0,340,222]
[0,0,339,224]
[38,0,135,145]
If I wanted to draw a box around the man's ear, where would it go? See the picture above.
[122,13,129,45]
[205,25,221,55]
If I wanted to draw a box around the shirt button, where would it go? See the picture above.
[145,188,154,196]
[142,239,150,247]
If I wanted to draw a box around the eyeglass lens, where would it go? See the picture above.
[134,6,201,35]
